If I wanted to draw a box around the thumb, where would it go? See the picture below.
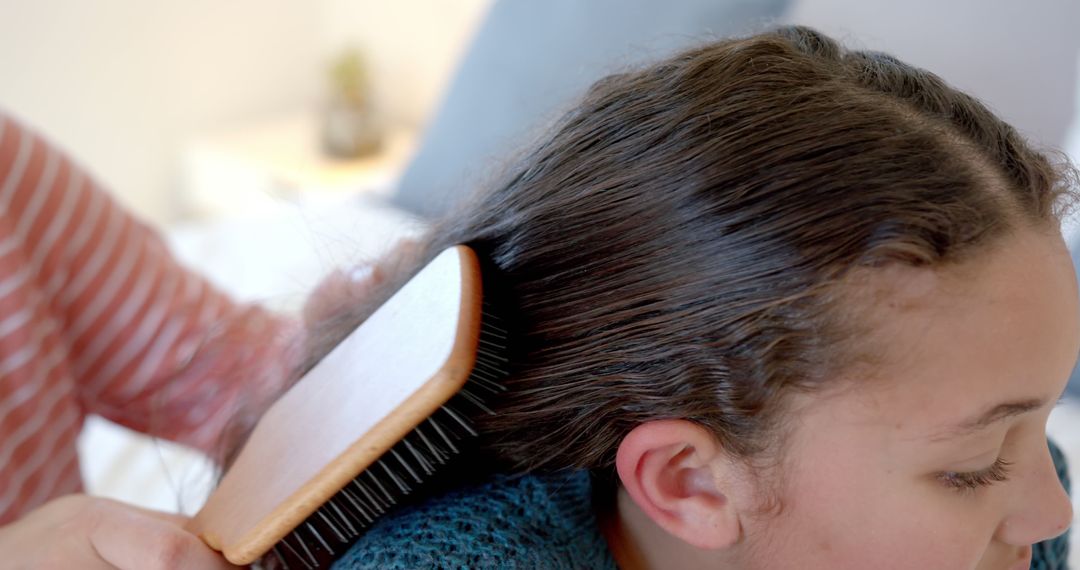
[89,504,241,570]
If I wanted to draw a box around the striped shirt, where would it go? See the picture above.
[0,113,299,524]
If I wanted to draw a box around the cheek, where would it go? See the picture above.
[743,454,996,569]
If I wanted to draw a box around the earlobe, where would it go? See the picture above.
[615,420,743,550]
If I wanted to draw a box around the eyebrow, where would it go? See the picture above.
[928,398,1047,442]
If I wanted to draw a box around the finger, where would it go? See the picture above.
[89,506,240,570]
[303,269,353,326]
[302,238,423,326]
[61,542,117,570]
[0,495,114,569]
[303,265,386,325]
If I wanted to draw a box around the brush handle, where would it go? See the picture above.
[187,246,483,565]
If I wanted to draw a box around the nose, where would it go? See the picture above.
[995,442,1073,546]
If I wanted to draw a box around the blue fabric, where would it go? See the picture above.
[332,470,617,569]
[392,0,791,218]
[333,440,1071,569]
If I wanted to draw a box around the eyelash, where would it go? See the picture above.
[937,457,1013,493]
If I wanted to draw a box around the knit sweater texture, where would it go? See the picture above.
[332,469,617,569]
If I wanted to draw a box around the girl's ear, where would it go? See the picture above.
[615,420,743,549]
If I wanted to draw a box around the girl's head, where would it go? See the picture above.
[306,26,1079,569]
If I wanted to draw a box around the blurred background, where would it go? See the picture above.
[3,0,1077,228]
[3,0,1080,556]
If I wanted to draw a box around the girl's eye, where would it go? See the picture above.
[937,457,1012,493]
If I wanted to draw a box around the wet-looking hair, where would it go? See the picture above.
[296,26,1077,483]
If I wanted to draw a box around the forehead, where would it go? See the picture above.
[824,229,1079,435]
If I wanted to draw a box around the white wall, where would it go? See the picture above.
[0,1,491,225]
[0,1,324,224]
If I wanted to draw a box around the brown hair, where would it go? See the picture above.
[297,26,1077,479]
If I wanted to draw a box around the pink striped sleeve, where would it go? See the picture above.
[5,113,301,457]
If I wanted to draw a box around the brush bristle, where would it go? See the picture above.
[261,306,510,570]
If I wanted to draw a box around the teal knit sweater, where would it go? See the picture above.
[332,441,1070,569]
[331,470,617,569]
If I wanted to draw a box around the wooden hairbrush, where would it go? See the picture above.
[186,245,510,568]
